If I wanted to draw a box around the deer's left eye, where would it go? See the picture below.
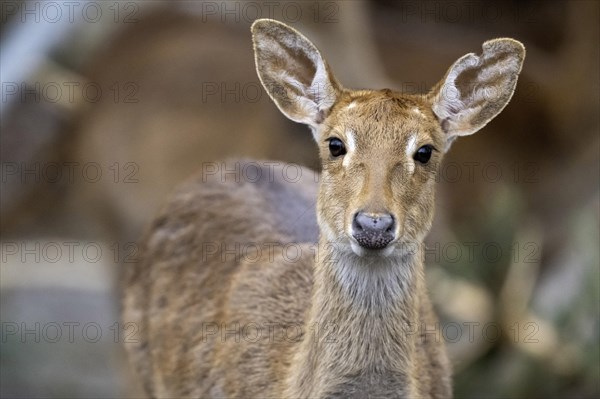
[414,145,433,164]
[327,138,347,157]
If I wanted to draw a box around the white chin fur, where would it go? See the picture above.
[350,240,395,258]
[350,240,365,257]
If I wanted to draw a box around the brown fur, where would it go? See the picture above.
[123,19,525,398]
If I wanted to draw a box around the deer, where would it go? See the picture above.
[122,18,525,398]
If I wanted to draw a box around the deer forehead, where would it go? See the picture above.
[324,91,443,159]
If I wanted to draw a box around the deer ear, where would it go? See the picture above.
[251,19,342,130]
[428,38,525,142]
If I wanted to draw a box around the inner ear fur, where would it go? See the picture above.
[428,38,525,138]
[251,19,342,129]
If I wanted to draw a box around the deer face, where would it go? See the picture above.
[252,19,525,257]
[315,91,444,256]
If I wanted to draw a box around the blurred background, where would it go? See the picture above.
[1,0,598,397]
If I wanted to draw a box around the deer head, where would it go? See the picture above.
[252,19,525,258]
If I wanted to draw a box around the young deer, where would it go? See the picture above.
[123,19,525,398]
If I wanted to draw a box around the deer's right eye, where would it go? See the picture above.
[414,145,433,164]
[327,138,347,157]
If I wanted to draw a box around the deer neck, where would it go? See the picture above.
[285,239,424,396]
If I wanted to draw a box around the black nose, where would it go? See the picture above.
[352,212,396,250]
